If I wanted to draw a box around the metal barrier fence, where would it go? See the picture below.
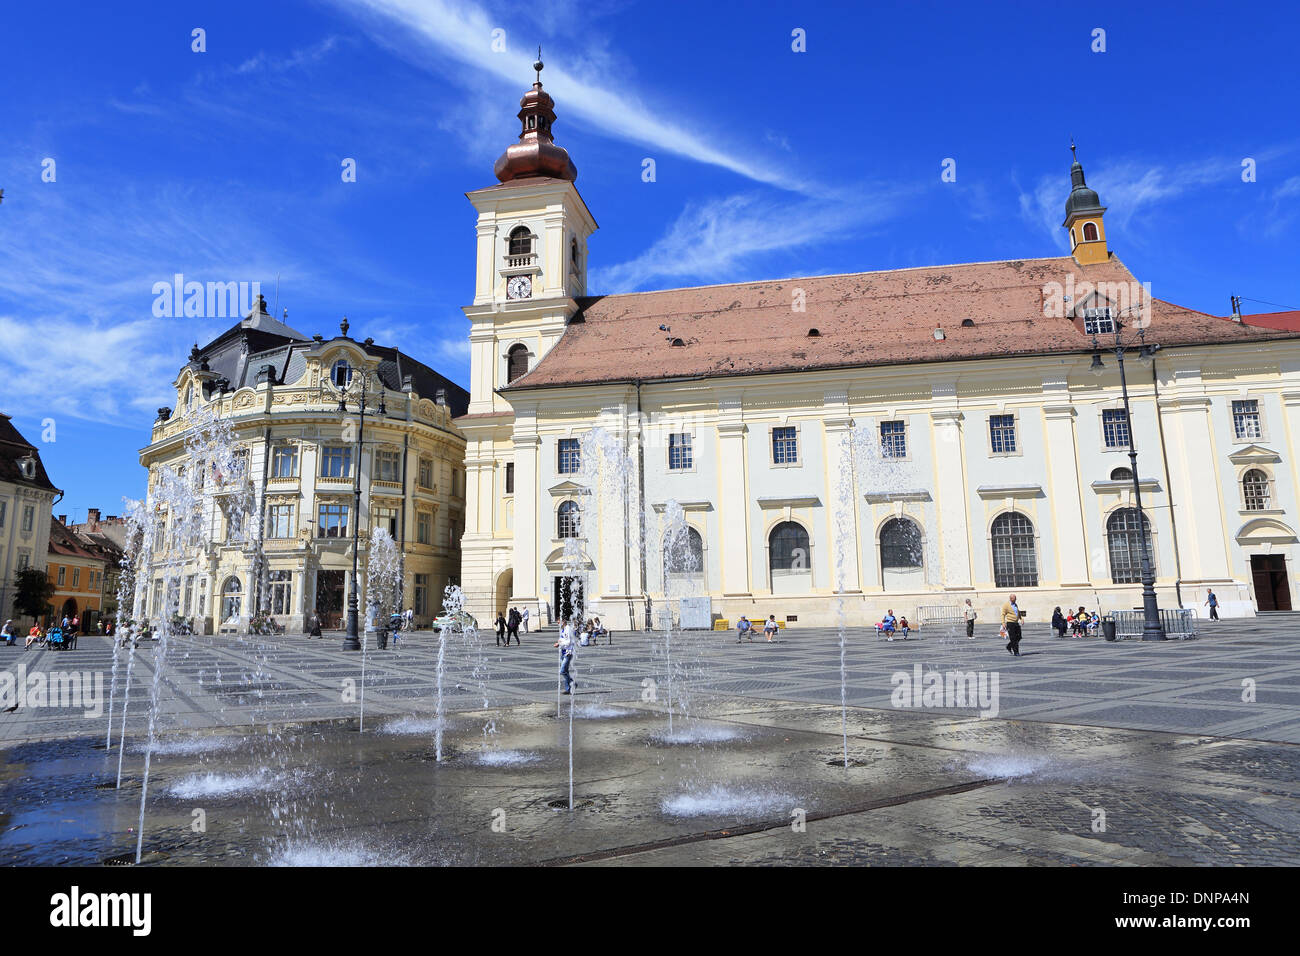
[1110,608,1198,640]
[916,605,965,625]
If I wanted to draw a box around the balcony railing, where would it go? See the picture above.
[505,254,536,269]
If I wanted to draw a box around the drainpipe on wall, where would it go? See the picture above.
[635,381,648,630]
[1152,359,1185,609]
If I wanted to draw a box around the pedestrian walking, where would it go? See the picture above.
[506,607,521,646]
[1051,606,1067,639]
[1204,588,1219,621]
[963,598,977,639]
[495,611,507,647]
[554,619,576,694]
[309,614,322,638]
[1001,594,1026,656]
[521,607,530,633]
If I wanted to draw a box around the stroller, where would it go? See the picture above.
[46,626,76,651]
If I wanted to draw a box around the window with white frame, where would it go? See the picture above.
[375,449,401,483]
[558,438,581,474]
[1083,308,1115,335]
[1102,408,1130,448]
[16,552,28,570]
[557,500,580,538]
[668,433,693,470]
[267,504,296,538]
[22,505,34,534]
[320,446,352,478]
[268,570,292,616]
[375,505,399,538]
[1243,469,1271,511]
[1106,508,1154,584]
[880,420,907,459]
[317,503,349,538]
[991,512,1038,588]
[989,414,1018,454]
[772,426,799,465]
[417,511,432,544]
[57,566,65,586]
[270,445,299,478]
[418,457,434,489]
[1232,399,1262,439]
[72,568,80,589]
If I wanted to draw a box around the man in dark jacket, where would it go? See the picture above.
[506,607,521,646]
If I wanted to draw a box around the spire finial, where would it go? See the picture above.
[1070,138,1078,162]
[534,46,543,84]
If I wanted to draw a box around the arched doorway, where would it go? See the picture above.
[663,526,705,595]
[221,575,243,623]
[60,598,78,621]
[494,568,514,617]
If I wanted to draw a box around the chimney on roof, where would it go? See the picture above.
[58,514,67,525]
[1230,294,1243,322]
[402,374,414,393]
[435,388,447,406]
[88,508,100,523]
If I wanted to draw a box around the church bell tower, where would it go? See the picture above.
[1063,143,1110,266]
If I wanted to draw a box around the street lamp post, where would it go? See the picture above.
[1091,321,1166,641]
[337,366,386,651]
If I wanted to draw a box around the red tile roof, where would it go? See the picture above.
[1240,310,1300,332]
[504,256,1298,389]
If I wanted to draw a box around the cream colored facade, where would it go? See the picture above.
[458,182,1300,630]
[141,329,466,634]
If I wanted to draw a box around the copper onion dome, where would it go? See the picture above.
[493,51,578,183]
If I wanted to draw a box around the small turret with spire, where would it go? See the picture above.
[1063,141,1109,265]
[493,49,578,183]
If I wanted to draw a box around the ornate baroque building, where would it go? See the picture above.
[0,414,60,622]
[139,302,468,633]
[457,63,1300,629]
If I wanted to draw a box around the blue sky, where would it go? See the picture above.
[2,0,1298,520]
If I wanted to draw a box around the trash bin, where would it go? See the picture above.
[1102,618,1117,642]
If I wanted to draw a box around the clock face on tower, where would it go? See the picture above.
[506,275,533,300]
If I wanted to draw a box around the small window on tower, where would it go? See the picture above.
[1082,222,1099,241]
[508,227,533,257]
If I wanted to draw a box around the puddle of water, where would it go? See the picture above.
[661,786,797,818]
[474,750,541,766]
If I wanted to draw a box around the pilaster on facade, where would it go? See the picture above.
[928,407,973,589]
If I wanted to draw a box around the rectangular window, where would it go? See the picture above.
[558,438,581,474]
[320,446,352,478]
[16,552,28,570]
[184,575,194,616]
[418,457,434,489]
[1083,308,1115,335]
[414,574,429,616]
[1101,408,1130,448]
[449,519,461,548]
[989,414,1018,454]
[270,445,299,478]
[267,504,296,538]
[0,500,6,528]
[317,503,349,538]
[668,433,693,470]
[374,506,399,538]
[268,570,292,616]
[72,568,80,589]
[57,566,66,586]
[1232,399,1262,440]
[22,506,34,534]
[772,426,799,465]
[880,420,907,459]
[375,449,401,483]
[505,462,514,495]
[197,578,207,616]
[417,511,432,545]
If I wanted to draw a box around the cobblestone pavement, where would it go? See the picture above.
[2,616,1297,866]
[2,615,1296,744]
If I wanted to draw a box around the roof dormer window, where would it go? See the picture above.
[332,359,353,388]
[1083,307,1115,335]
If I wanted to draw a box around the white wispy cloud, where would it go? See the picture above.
[233,35,343,75]
[329,0,809,192]
[592,187,909,292]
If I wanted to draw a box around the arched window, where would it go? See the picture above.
[1082,221,1099,241]
[991,512,1038,588]
[570,236,579,268]
[1110,466,1134,481]
[664,526,704,575]
[506,344,529,384]
[879,517,923,570]
[1106,508,1154,583]
[508,226,533,257]
[557,500,580,538]
[769,521,810,572]
[184,384,193,409]
[332,359,352,388]
[221,576,242,622]
[1243,469,1271,511]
